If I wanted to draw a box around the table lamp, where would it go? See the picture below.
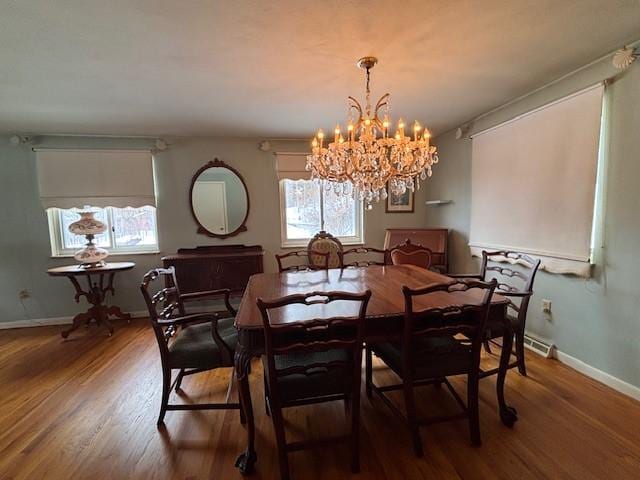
[68,211,109,267]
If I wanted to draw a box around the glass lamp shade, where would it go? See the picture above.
[74,244,109,266]
[68,211,107,236]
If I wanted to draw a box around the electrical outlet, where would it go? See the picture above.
[18,289,30,300]
[542,299,552,314]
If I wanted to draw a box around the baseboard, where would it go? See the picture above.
[0,310,148,330]
[555,350,640,402]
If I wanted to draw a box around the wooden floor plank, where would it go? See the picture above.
[1,319,639,479]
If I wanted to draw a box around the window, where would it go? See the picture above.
[47,206,159,256]
[279,179,363,247]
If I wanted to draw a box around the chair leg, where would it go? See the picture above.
[483,340,492,354]
[515,330,527,376]
[157,368,171,426]
[467,372,481,446]
[270,403,290,480]
[402,379,423,457]
[365,346,373,399]
[174,369,185,392]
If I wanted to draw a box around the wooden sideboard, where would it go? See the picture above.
[383,228,449,273]
[162,245,264,296]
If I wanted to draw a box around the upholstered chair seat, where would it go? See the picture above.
[169,317,237,369]
[373,336,474,380]
[262,348,352,403]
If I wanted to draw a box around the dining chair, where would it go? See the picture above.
[388,238,433,269]
[341,246,388,267]
[365,279,497,456]
[140,267,242,426]
[257,289,371,480]
[307,230,343,268]
[275,250,330,272]
[450,250,541,376]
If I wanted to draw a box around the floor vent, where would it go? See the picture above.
[523,334,555,358]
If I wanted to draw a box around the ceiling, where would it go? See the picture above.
[1,0,639,138]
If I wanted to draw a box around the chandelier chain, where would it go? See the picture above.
[365,67,371,114]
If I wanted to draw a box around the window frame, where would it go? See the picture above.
[47,206,160,257]
[278,179,364,248]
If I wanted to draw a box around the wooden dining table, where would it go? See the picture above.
[233,264,517,474]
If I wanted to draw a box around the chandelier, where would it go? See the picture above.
[306,56,439,205]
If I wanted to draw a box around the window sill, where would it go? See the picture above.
[51,250,161,259]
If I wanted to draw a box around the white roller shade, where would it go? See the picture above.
[275,152,311,180]
[470,84,604,277]
[36,149,155,209]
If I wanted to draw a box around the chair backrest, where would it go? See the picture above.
[401,279,497,376]
[389,239,433,269]
[257,290,371,400]
[275,250,330,272]
[307,231,343,268]
[341,246,388,267]
[140,267,185,355]
[479,250,541,326]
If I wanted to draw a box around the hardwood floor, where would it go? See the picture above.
[1,319,639,479]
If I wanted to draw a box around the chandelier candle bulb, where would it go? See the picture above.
[398,119,405,139]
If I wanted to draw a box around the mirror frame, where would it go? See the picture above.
[189,158,250,239]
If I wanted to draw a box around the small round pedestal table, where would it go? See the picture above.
[47,262,136,338]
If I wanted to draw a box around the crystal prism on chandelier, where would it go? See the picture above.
[306,56,439,205]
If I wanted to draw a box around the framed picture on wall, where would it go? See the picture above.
[385,183,414,213]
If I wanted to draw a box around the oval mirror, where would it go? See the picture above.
[190,159,249,238]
